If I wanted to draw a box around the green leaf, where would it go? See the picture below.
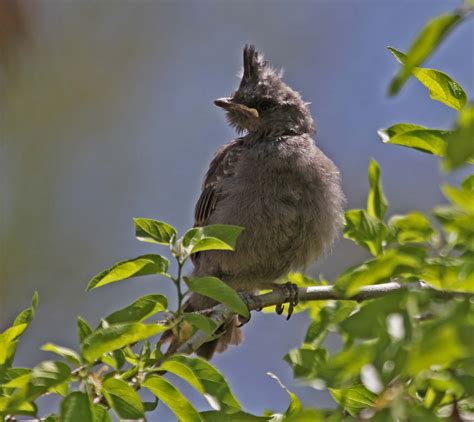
[81,322,167,362]
[185,276,249,318]
[329,385,377,417]
[200,411,269,421]
[462,173,474,191]
[423,260,474,293]
[7,361,71,408]
[283,409,326,422]
[14,291,39,326]
[378,124,450,157]
[94,405,112,422]
[0,292,39,369]
[0,397,37,417]
[41,343,81,366]
[134,218,177,245]
[77,316,93,343]
[304,302,357,347]
[143,375,201,422]
[60,392,94,422]
[444,104,474,170]
[104,294,167,324]
[183,224,244,254]
[388,12,464,95]
[160,354,241,413]
[267,372,302,417]
[284,347,328,380]
[183,314,218,335]
[442,184,474,213]
[344,209,388,256]
[389,212,434,244]
[388,47,467,110]
[87,254,169,291]
[367,159,388,220]
[340,290,407,340]
[335,248,425,296]
[404,308,471,376]
[101,378,144,420]
[0,324,28,366]
[0,367,31,388]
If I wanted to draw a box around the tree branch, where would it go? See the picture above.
[176,281,472,355]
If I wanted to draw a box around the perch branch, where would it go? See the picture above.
[176,281,472,355]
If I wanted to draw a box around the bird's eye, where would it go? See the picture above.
[257,99,274,112]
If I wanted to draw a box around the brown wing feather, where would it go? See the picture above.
[193,139,244,228]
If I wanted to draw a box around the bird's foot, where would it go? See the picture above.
[274,282,299,320]
[236,292,262,327]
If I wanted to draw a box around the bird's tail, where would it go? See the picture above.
[160,293,243,360]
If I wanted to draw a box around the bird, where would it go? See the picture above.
[168,45,344,359]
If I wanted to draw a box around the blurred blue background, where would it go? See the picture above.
[1,0,472,419]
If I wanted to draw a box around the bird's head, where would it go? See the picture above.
[215,45,315,137]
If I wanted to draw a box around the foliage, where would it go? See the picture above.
[1,5,473,421]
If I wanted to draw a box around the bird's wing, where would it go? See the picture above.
[194,139,244,228]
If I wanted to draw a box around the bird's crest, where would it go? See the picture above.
[240,44,267,86]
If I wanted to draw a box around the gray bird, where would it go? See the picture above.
[173,45,344,359]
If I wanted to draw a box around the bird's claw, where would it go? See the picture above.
[236,292,262,327]
[274,282,299,320]
[236,313,250,327]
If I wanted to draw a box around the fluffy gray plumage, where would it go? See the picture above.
[179,45,344,358]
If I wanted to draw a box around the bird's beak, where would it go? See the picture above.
[214,97,259,118]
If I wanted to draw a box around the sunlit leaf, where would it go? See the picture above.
[81,322,167,362]
[442,184,474,213]
[102,378,144,420]
[134,218,177,245]
[87,254,169,290]
[0,292,39,369]
[0,397,37,417]
[388,47,466,110]
[183,224,244,255]
[41,343,81,366]
[423,259,474,293]
[378,124,450,157]
[143,375,201,422]
[13,291,39,327]
[104,294,167,324]
[388,12,464,95]
[0,324,28,366]
[185,276,249,318]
